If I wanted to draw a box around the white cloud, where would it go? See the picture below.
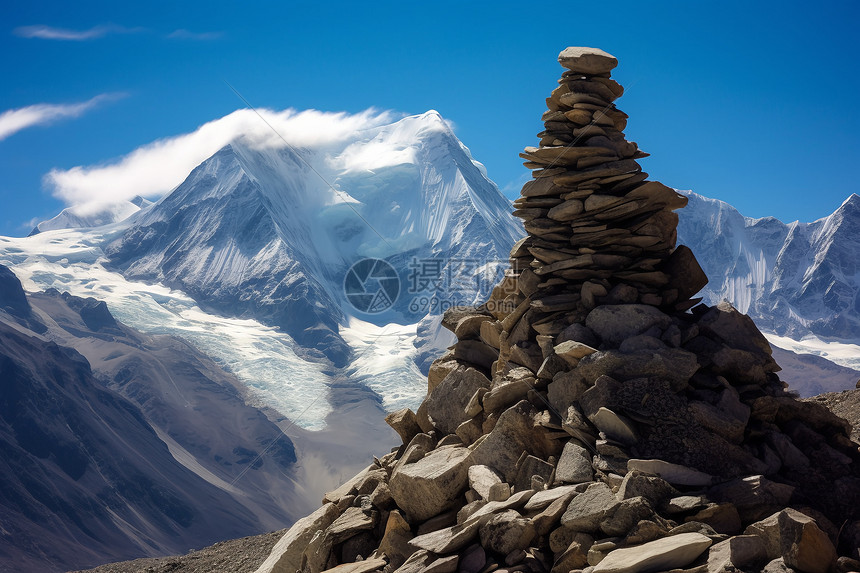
[45,108,399,210]
[0,93,125,141]
[13,24,142,41]
[167,29,223,40]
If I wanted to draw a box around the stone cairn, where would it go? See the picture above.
[256,48,860,573]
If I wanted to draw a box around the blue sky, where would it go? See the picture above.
[1,0,858,236]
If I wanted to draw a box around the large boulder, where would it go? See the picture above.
[425,367,491,435]
[389,446,473,523]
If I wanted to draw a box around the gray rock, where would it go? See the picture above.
[324,464,377,504]
[484,377,533,413]
[617,471,677,506]
[425,366,490,435]
[688,401,746,443]
[591,532,713,573]
[618,334,668,354]
[706,535,768,572]
[561,482,619,533]
[385,408,422,445]
[514,454,555,492]
[627,459,714,486]
[320,557,387,573]
[524,485,581,511]
[743,511,782,560]
[554,340,598,366]
[389,446,473,522]
[555,441,594,484]
[698,302,774,360]
[478,510,537,555]
[686,503,741,536]
[533,489,580,536]
[766,432,810,469]
[585,304,672,347]
[391,550,433,573]
[428,357,459,393]
[470,401,560,483]
[469,465,503,501]
[551,537,591,573]
[408,517,486,554]
[708,476,795,522]
[669,521,728,543]
[599,496,654,537]
[488,482,512,502]
[548,370,590,415]
[255,503,340,573]
[455,417,483,446]
[590,407,638,444]
[664,495,708,514]
[576,348,698,393]
[416,510,458,535]
[761,558,794,573]
[421,554,459,573]
[326,506,377,545]
[556,323,599,348]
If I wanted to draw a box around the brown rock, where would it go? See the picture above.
[385,408,422,445]
[778,509,837,573]
[557,47,618,74]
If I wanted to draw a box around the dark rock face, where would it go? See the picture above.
[0,267,305,572]
[0,263,45,333]
[0,320,261,572]
[0,264,30,317]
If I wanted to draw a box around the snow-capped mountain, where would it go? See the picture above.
[678,191,860,344]
[29,196,152,236]
[2,110,523,428]
[104,111,520,368]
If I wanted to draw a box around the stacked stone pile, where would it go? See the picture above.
[511,46,706,314]
[255,48,860,573]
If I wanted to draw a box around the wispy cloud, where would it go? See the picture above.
[500,172,531,198]
[45,108,399,212]
[0,93,126,141]
[167,29,223,41]
[13,24,144,41]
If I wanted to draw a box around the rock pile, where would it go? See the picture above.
[255,48,860,573]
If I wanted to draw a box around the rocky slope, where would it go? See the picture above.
[249,47,860,573]
[0,265,311,573]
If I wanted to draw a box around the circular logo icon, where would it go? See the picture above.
[344,258,400,313]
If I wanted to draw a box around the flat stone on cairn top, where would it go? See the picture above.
[558,46,618,74]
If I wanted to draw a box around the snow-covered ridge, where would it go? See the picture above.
[678,191,860,348]
[4,110,524,427]
[29,195,151,235]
